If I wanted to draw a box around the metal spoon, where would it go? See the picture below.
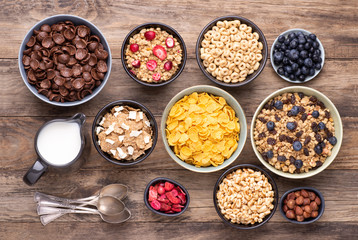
[37,196,125,216]
[38,206,131,225]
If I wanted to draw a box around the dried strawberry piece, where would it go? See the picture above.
[150,199,161,210]
[144,31,156,41]
[153,45,167,60]
[165,37,175,48]
[152,73,161,81]
[148,186,158,202]
[165,210,174,214]
[164,181,174,191]
[171,207,182,212]
[177,192,186,204]
[160,203,171,212]
[158,185,165,195]
[166,191,181,204]
[172,204,184,208]
[171,188,178,197]
[177,186,186,195]
[146,60,157,71]
[157,194,169,204]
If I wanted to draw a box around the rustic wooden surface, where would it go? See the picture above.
[1,0,358,239]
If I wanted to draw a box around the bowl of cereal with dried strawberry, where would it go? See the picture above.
[251,86,343,179]
[196,16,268,87]
[214,164,278,229]
[92,100,158,166]
[121,23,187,86]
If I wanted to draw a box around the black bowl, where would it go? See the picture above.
[144,177,190,217]
[92,100,158,166]
[279,187,325,224]
[121,22,187,87]
[213,164,278,229]
[196,16,268,87]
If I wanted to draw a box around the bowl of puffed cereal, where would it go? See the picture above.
[213,164,278,229]
[196,16,268,87]
[251,86,343,179]
[92,99,158,166]
[161,85,247,173]
[121,22,187,87]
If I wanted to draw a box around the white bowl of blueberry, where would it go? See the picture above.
[270,29,325,83]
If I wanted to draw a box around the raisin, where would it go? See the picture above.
[296,131,303,138]
[269,100,275,110]
[324,110,330,119]
[295,168,301,173]
[289,156,296,164]
[263,103,270,109]
[279,135,286,142]
[275,114,281,121]
[299,106,305,113]
[269,129,277,135]
[283,99,289,104]
[277,155,286,162]
[310,96,317,103]
[311,122,319,132]
[325,128,333,138]
[304,136,311,145]
[261,152,268,161]
[301,113,308,122]
[317,100,325,109]
[287,111,292,117]
[315,133,322,142]
[258,132,266,138]
[286,137,294,144]
[258,117,267,123]
[312,161,323,170]
[290,93,296,104]
[304,148,309,156]
[298,92,304,99]
[267,138,276,145]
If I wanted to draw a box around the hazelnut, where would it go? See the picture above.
[283,204,288,213]
[308,191,316,201]
[303,211,311,219]
[296,196,304,205]
[310,201,318,211]
[295,191,301,198]
[315,196,321,205]
[304,205,312,214]
[286,210,296,219]
[287,192,296,200]
[296,215,305,222]
[287,199,296,209]
[295,206,303,215]
[303,198,311,205]
[301,189,309,198]
[311,211,319,218]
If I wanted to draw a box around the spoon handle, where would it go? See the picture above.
[34,192,97,203]
[37,206,98,215]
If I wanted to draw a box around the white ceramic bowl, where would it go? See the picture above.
[250,86,342,179]
[161,85,247,173]
[270,29,325,83]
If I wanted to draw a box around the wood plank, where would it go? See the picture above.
[2,59,358,117]
[1,169,358,223]
[0,0,358,59]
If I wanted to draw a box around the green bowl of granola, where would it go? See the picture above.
[251,86,342,179]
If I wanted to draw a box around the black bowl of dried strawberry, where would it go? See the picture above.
[144,177,190,216]
[121,23,187,87]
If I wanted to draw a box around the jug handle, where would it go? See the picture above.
[23,159,48,186]
[71,113,86,125]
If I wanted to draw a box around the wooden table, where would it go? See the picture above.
[1,0,357,239]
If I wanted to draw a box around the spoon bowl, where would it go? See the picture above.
[97,196,125,215]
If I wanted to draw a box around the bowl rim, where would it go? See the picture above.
[270,28,325,83]
[213,163,279,229]
[279,186,325,224]
[92,99,158,166]
[195,15,268,87]
[144,177,190,217]
[121,22,187,87]
[161,85,247,173]
[250,86,343,179]
[18,14,112,107]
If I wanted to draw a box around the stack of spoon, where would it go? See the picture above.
[35,184,131,225]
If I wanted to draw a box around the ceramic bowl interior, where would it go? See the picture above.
[18,14,112,107]
[121,22,187,87]
[270,28,325,83]
[279,187,325,224]
[213,164,278,229]
[92,100,158,166]
[250,86,343,179]
[144,177,190,217]
[161,85,247,173]
[196,15,268,87]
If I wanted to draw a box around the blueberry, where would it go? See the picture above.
[289,49,299,61]
[274,100,283,109]
[304,42,311,50]
[293,141,302,151]
[315,63,322,70]
[288,32,297,40]
[286,122,296,130]
[297,58,304,66]
[308,53,313,58]
[328,136,337,145]
[318,122,326,129]
[312,54,320,63]
[289,74,295,80]
[312,110,319,118]
[277,155,287,162]
[284,65,293,74]
[282,57,289,65]
[307,38,313,44]
[284,37,291,46]
[314,49,321,56]
[284,71,290,78]
[281,44,287,51]
[298,36,306,44]
[299,50,308,59]
[290,39,298,49]
[297,44,304,51]
[273,51,284,64]
[309,47,315,53]
[312,41,319,49]
[278,35,286,43]
[298,75,306,81]
[295,68,302,77]
[285,49,291,57]
[309,68,315,76]
[275,42,282,50]
[304,58,313,68]
[277,67,284,75]
[314,144,322,155]
[296,31,304,37]
[267,150,274,159]
[309,34,317,41]
[266,121,275,131]
[294,159,303,169]
[291,63,299,71]
[290,106,300,115]
[301,66,309,75]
